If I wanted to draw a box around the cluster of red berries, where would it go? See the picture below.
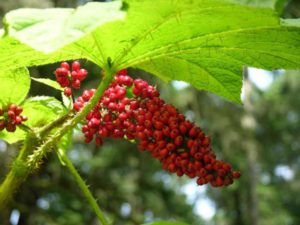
[0,104,27,132]
[54,61,88,97]
[73,69,241,187]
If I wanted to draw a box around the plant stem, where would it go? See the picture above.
[38,112,73,138]
[0,171,25,212]
[26,72,114,169]
[0,67,114,210]
[58,149,110,225]
[0,134,35,211]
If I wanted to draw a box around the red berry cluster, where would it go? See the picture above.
[0,104,27,132]
[74,69,241,187]
[54,61,88,97]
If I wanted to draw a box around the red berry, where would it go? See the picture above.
[174,136,183,146]
[77,69,88,81]
[55,68,69,78]
[9,104,17,111]
[95,137,103,145]
[232,171,241,179]
[72,61,81,71]
[116,69,127,76]
[6,122,16,132]
[14,116,22,125]
[0,120,6,130]
[64,87,72,97]
[72,79,81,89]
[71,71,79,79]
[73,101,84,111]
[130,101,139,110]
[15,106,23,115]
[57,77,70,87]
[61,62,70,70]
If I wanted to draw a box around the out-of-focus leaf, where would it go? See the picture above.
[4,1,125,53]
[281,19,300,27]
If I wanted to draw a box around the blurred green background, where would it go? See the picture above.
[0,0,300,225]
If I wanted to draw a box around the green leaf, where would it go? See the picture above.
[0,96,66,144]
[143,221,189,225]
[22,96,66,128]
[2,0,300,103]
[0,67,30,108]
[4,1,125,53]
[0,36,83,74]
[74,0,299,103]
[31,77,63,91]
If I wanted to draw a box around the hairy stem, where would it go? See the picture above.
[27,72,113,168]
[38,112,74,138]
[0,133,38,211]
[58,149,110,225]
[0,67,114,211]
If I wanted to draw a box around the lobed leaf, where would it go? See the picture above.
[1,0,300,103]
[81,0,300,103]
[4,1,125,53]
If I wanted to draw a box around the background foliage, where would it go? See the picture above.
[0,0,300,225]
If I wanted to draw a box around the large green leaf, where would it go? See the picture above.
[2,0,300,103]
[0,67,30,108]
[80,0,299,103]
[143,221,189,225]
[0,96,66,144]
[4,1,125,53]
